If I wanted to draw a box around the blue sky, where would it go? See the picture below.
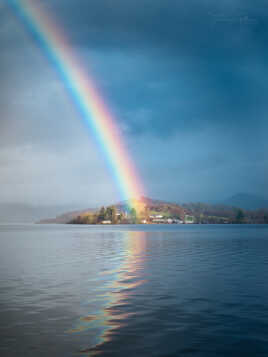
[0,0,268,207]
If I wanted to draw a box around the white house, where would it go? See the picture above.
[184,215,194,224]
[102,220,112,224]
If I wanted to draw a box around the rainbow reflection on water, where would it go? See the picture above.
[68,231,148,355]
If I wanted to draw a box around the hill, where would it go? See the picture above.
[223,193,268,210]
[116,196,185,216]
[37,196,268,224]
[38,207,96,224]
[182,201,268,224]
[39,197,186,224]
[0,203,73,224]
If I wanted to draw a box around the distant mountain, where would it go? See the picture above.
[223,193,268,210]
[35,195,268,225]
[116,196,179,212]
[0,203,75,223]
[38,207,96,224]
[3,194,268,224]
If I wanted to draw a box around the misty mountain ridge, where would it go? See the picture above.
[223,193,268,210]
[45,195,268,225]
[39,197,183,224]
[1,193,268,224]
[0,203,78,223]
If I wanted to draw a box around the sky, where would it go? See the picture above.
[1,0,268,208]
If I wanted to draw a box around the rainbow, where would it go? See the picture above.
[8,0,144,210]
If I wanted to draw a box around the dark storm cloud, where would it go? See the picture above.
[44,0,268,68]
[46,0,265,52]
[36,0,268,138]
[3,0,268,137]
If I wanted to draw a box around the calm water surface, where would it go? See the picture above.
[0,224,268,356]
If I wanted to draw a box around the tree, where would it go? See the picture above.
[130,207,137,224]
[105,206,117,223]
[236,209,245,224]
[98,207,106,222]
[110,206,117,224]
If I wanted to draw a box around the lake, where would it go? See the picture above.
[0,224,268,356]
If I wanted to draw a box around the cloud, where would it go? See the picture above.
[0,0,268,205]
[0,142,119,206]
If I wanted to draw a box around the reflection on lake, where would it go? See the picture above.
[69,231,147,355]
[1,224,268,357]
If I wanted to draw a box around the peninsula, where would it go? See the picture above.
[38,197,268,225]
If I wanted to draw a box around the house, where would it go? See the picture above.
[173,219,183,224]
[184,215,194,224]
[102,220,111,224]
[150,214,163,219]
[152,218,166,223]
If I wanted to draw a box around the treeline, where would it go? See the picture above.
[183,202,268,224]
[69,206,138,225]
[69,201,268,225]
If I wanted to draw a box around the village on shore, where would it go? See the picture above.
[68,197,268,225]
[38,197,268,225]
[70,206,195,225]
